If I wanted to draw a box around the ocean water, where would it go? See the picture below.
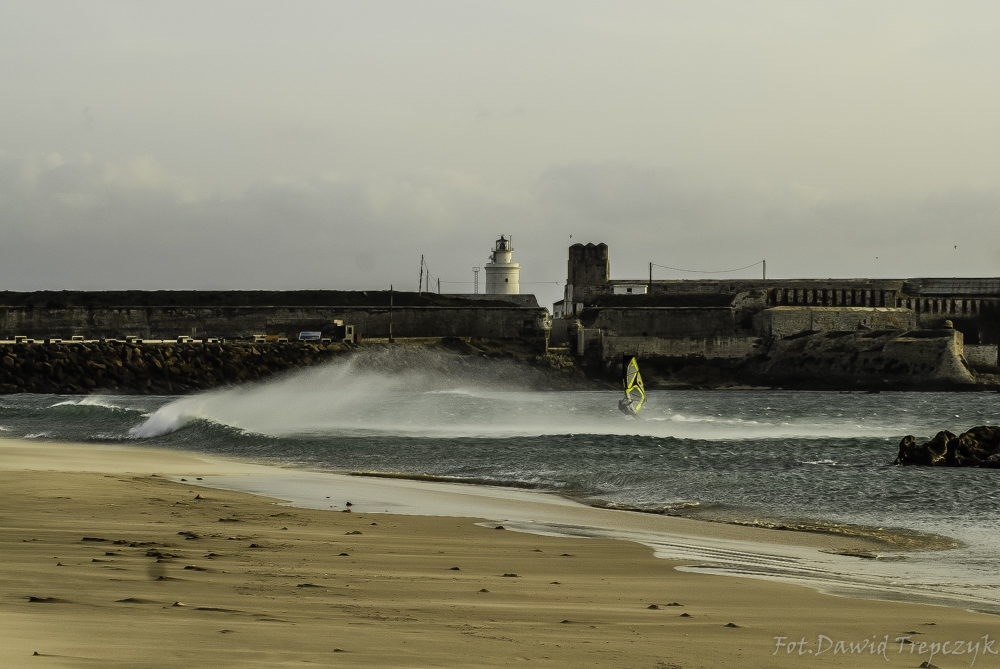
[4,347,1000,611]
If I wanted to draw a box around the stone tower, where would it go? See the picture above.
[564,242,609,309]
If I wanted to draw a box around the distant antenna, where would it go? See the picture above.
[473,267,480,294]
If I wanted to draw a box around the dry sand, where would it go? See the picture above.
[2,438,998,668]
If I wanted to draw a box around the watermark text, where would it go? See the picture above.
[773,633,997,666]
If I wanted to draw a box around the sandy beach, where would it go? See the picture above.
[2,437,999,668]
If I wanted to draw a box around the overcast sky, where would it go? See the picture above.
[3,1,999,308]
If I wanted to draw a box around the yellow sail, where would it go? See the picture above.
[621,356,645,414]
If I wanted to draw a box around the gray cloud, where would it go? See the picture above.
[0,152,539,295]
[535,161,1000,284]
[2,152,997,313]
[2,3,1000,311]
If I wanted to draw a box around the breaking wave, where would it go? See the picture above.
[129,348,913,441]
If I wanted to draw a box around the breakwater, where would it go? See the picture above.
[0,340,350,394]
[0,338,585,395]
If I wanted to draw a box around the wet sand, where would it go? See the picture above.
[2,437,998,668]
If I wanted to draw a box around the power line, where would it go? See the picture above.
[650,260,764,274]
[433,280,563,285]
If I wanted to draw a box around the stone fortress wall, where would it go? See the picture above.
[558,242,1000,387]
[2,248,999,390]
[0,291,552,354]
[0,305,548,344]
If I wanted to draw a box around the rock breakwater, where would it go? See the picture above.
[0,341,351,394]
[895,425,1000,467]
[0,338,587,395]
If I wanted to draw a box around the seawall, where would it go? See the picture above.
[0,305,549,346]
[0,291,551,352]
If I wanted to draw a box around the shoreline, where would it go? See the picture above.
[186,468,999,614]
[0,438,985,602]
[349,470,962,553]
[5,438,1000,667]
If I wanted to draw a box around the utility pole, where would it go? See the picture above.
[437,277,440,294]
[648,262,652,292]
[762,260,769,304]
[418,255,424,294]
[389,285,394,343]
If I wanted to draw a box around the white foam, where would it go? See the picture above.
[51,396,127,411]
[128,398,205,438]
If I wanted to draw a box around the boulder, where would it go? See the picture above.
[896,426,1000,467]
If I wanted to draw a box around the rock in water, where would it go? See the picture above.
[895,426,1000,467]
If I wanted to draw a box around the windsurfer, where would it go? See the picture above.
[619,354,645,416]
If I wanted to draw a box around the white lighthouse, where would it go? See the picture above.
[484,235,520,295]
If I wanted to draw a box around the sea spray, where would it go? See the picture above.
[127,347,939,441]
[125,348,918,441]
[129,347,603,439]
[128,399,204,438]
